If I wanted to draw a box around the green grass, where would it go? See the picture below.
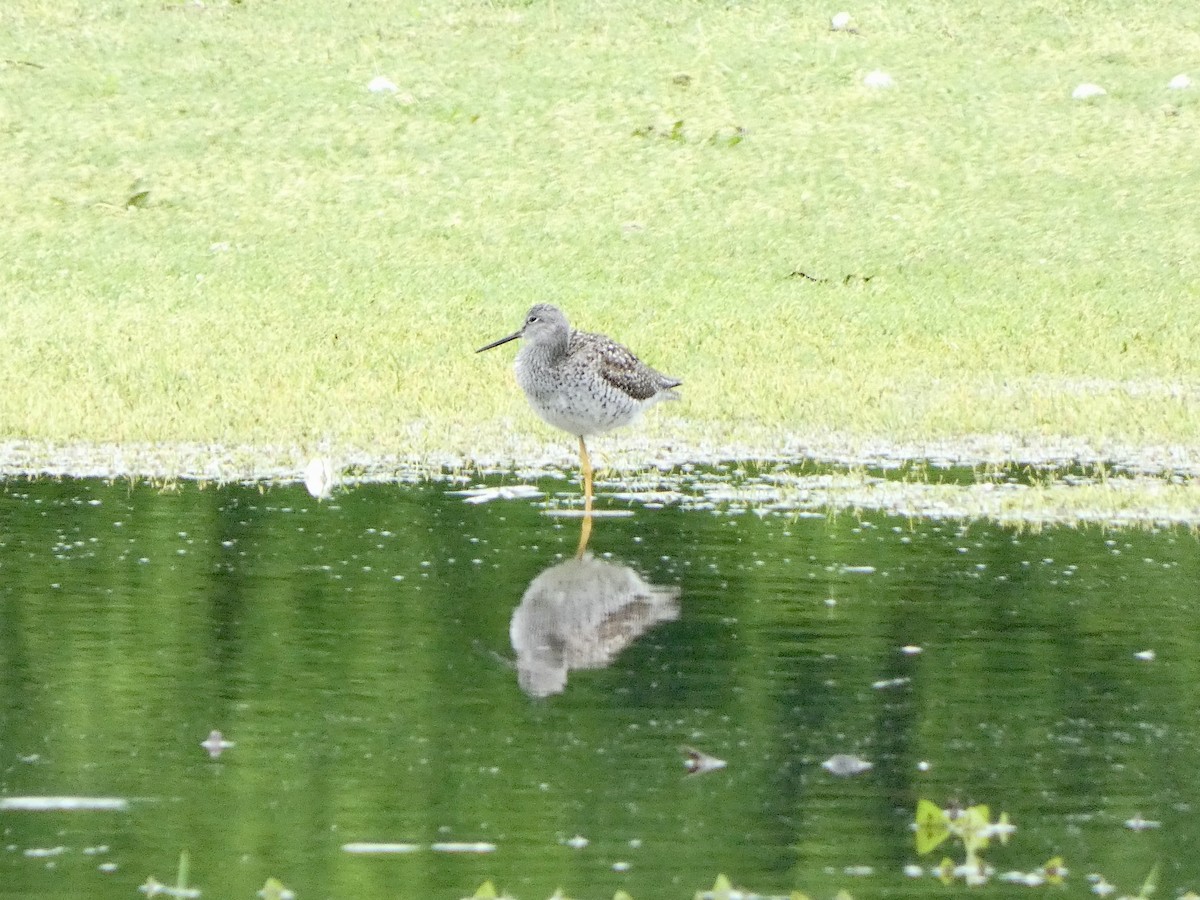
[3,0,1199,469]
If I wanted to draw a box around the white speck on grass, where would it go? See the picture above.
[564,835,589,849]
[831,11,855,31]
[1168,74,1191,90]
[1134,649,1156,661]
[864,70,894,89]
[1072,83,1107,100]
[367,76,398,93]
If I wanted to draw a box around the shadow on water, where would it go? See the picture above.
[0,474,1198,899]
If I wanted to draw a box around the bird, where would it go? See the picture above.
[476,304,681,517]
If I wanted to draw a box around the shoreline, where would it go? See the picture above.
[2,426,1199,480]
[3,430,1198,528]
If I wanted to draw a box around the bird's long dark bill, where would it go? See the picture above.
[475,331,522,353]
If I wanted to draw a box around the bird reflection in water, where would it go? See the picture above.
[509,547,681,699]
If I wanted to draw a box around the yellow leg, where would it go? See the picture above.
[574,509,593,558]
[574,436,594,558]
[578,436,593,515]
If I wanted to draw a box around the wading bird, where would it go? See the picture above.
[476,304,681,516]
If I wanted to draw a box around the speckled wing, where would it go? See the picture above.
[573,330,681,401]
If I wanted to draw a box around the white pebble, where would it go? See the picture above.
[367,76,399,93]
[1072,83,1107,100]
[1167,74,1191,90]
[863,70,894,89]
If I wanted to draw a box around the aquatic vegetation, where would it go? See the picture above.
[258,878,297,900]
[913,799,1063,887]
[694,874,812,900]
[139,850,199,898]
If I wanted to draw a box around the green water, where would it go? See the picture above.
[0,478,1197,899]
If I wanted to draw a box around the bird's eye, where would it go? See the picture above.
[527,315,539,324]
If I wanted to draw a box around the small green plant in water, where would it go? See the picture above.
[137,849,201,898]
[694,873,816,900]
[258,877,297,900]
[915,799,1064,887]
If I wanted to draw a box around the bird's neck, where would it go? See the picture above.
[520,331,571,365]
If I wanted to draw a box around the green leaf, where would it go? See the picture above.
[915,799,949,855]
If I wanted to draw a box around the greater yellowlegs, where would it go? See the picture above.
[477,304,681,515]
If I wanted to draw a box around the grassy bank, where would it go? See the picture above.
[3,0,1199,472]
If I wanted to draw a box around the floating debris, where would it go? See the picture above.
[863,70,894,89]
[138,878,201,898]
[431,842,497,853]
[201,729,235,759]
[821,753,873,776]
[984,812,1016,843]
[0,796,129,812]
[1072,83,1107,100]
[453,484,543,505]
[23,846,66,858]
[304,456,337,500]
[341,842,422,854]
[1123,814,1161,831]
[682,745,727,776]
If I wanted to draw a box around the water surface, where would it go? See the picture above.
[0,477,1196,899]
